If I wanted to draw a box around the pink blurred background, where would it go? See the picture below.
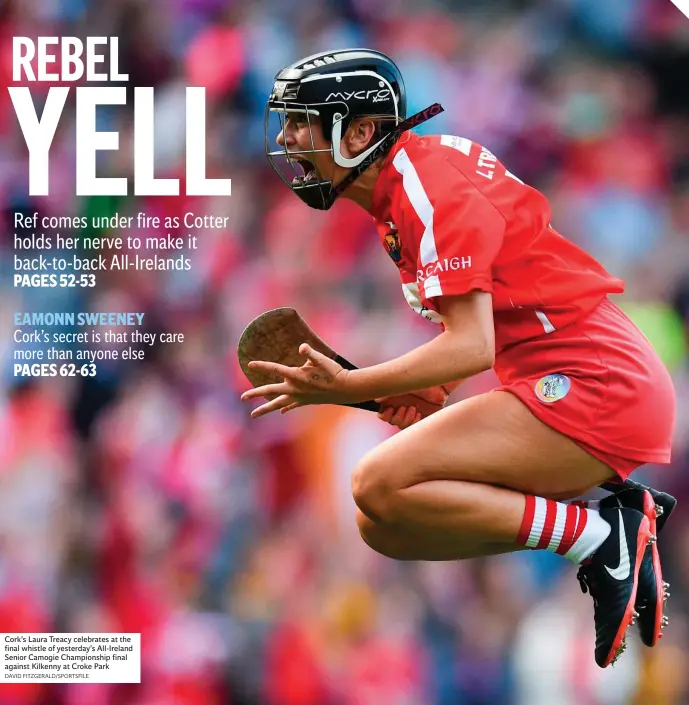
[1,0,689,703]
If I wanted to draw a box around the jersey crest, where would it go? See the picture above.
[383,229,402,262]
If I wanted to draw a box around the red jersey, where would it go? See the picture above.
[370,133,625,353]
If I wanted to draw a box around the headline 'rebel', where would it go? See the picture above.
[10,37,231,198]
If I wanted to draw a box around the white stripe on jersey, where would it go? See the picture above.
[392,149,437,266]
[423,275,442,299]
[440,134,472,156]
[535,309,556,334]
[505,170,524,184]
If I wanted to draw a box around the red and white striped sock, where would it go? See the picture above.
[517,496,611,564]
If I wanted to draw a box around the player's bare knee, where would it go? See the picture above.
[356,510,415,560]
[351,454,399,523]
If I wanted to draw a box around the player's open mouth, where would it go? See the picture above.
[292,159,319,185]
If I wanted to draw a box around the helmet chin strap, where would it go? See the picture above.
[330,113,387,168]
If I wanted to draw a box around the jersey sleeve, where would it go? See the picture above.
[391,146,505,306]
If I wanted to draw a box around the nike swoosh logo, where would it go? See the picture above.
[605,510,631,581]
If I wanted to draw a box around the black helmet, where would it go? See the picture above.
[265,48,407,210]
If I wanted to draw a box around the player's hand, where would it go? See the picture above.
[241,344,354,418]
[376,385,450,430]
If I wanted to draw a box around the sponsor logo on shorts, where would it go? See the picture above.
[534,374,571,403]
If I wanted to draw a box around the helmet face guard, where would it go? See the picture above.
[265,101,344,211]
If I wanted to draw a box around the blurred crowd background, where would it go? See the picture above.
[1,0,689,703]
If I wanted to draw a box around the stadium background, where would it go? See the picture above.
[1,0,689,703]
